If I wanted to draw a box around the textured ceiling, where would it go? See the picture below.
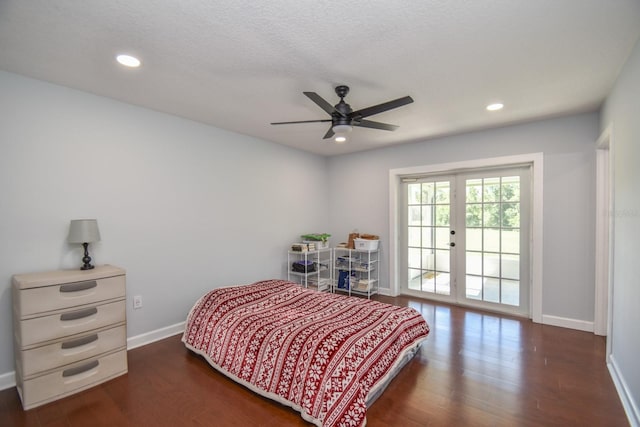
[1,1,639,156]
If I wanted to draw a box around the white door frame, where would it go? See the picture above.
[594,125,614,341]
[389,153,544,323]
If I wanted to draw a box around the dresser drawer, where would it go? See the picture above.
[18,325,126,379]
[17,300,126,348]
[17,349,127,410]
[15,275,125,316]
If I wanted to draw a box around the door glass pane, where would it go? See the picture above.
[408,248,421,269]
[435,249,450,272]
[501,177,520,202]
[466,275,482,299]
[435,182,450,203]
[484,278,500,303]
[502,279,520,306]
[435,227,450,249]
[502,254,520,280]
[483,203,500,227]
[408,183,421,204]
[483,252,500,277]
[483,228,500,252]
[422,206,433,225]
[483,178,500,202]
[408,206,421,226]
[502,203,520,227]
[466,204,482,227]
[422,250,435,270]
[422,271,435,293]
[466,252,482,275]
[435,272,451,295]
[422,227,434,248]
[408,268,421,290]
[435,205,450,226]
[466,179,482,202]
[408,227,421,247]
[422,182,435,204]
[466,228,482,251]
[502,229,519,253]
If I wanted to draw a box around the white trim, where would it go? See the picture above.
[389,153,544,322]
[541,314,594,332]
[530,154,544,323]
[0,370,15,391]
[594,125,612,336]
[127,321,185,350]
[608,354,640,427]
[388,172,402,296]
[377,287,393,296]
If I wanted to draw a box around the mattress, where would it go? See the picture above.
[182,279,429,427]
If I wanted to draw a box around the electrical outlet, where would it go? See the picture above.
[133,295,143,309]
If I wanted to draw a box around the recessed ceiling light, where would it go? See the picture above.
[486,103,504,111]
[116,54,141,68]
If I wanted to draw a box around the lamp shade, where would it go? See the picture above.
[68,219,101,243]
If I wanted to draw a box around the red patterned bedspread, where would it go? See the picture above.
[182,280,430,427]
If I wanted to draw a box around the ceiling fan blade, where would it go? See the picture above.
[271,119,332,125]
[323,126,335,139]
[350,96,414,119]
[304,92,346,117]
[353,119,399,131]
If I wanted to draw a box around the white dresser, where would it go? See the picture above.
[12,264,128,410]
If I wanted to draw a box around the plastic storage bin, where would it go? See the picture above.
[354,238,379,251]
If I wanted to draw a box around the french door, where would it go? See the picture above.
[401,167,531,317]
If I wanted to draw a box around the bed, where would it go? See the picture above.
[182,279,430,427]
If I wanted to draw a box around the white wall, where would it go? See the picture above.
[327,112,598,324]
[601,38,640,425]
[0,71,329,376]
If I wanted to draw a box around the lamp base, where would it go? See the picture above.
[80,242,95,270]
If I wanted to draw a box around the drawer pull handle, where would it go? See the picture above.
[60,281,98,293]
[62,360,99,377]
[61,334,99,349]
[60,307,98,321]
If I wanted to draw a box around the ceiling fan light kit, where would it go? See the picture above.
[334,135,347,144]
[332,124,352,134]
[271,85,413,143]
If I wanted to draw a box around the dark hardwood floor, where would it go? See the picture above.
[0,295,629,426]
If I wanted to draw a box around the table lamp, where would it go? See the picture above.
[68,219,101,270]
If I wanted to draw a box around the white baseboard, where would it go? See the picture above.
[0,370,15,391]
[541,314,594,332]
[126,321,185,350]
[608,354,640,427]
[0,322,186,392]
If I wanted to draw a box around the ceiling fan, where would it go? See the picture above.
[271,85,414,143]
